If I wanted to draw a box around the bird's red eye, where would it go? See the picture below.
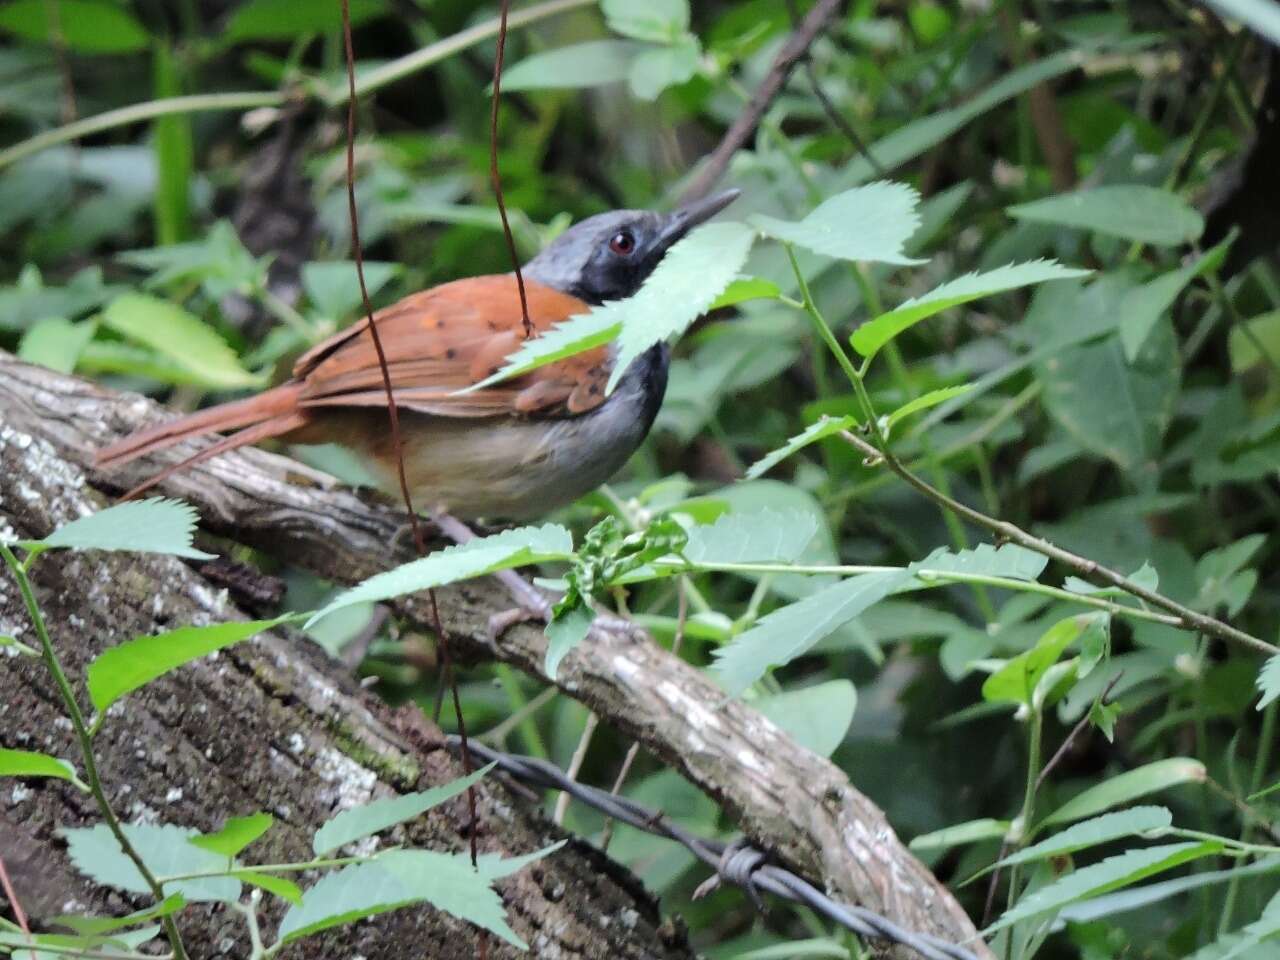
[608,231,636,256]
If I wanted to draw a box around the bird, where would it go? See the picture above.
[96,189,740,521]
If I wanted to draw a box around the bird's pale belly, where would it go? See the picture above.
[352,344,669,520]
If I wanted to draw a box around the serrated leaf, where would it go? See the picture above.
[985,841,1222,934]
[237,871,302,906]
[912,543,1049,582]
[909,818,1011,852]
[708,276,782,310]
[28,498,215,559]
[544,601,594,680]
[459,307,618,392]
[88,616,294,714]
[189,813,274,859]
[850,260,1090,359]
[753,680,856,757]
[750,182,925,265]
[278,849,527,947]
[62,823,241,902]
[982,616,1094,707]
[1042,758,1207,826]
[681,509,819,566]
[1064,562,1159,597]
[313,765,493,857]
[744,416,856,479]
[995,807,1172,871]
[607,221,755,392]
[884,385,973,434]
[500,40,638,92]
[713,571,910,695]
[307,525,573,628]
[1008,186,1205,246]
[0,748,81,787]
[102,293,262,389]
[1257,654,1280,711]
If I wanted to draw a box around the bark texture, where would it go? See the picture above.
[0,353,992,959]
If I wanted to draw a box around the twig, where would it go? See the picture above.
[783,0,884,175]
[1033,673,1123,795]
[0,854,32,943]
[679,0,845,204]
[554,712,599,825]
[836,430,1275,657]
[489,0,532,337]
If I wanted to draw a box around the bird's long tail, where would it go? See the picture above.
[95,382,310,499]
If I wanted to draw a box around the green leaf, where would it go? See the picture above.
[152,42,193,247]
[1119,239,1230,360]
[1036,321,1180,475]
[29,498,215,560]
[87,617,294,714]
[750,182,925,266]
[850,260,1090,359]
[1228,310,1280,374]
[278,849,530,947]
[301,261,400,320]
[312,765,493,857]
[544,601,595,679]
[909,818,1010,852]
[753,680,856,757]
[189,813,274,859]
[995,807,1172,870]
[628,36,700,100]
[500,40,638,92]
[913,543,1049,583]
[744,416,856,479]
[985,841,1222,934]
[0,747,82,788]
[1042,758,1207,826]
[607,221,756,393]
[307,525,573,628]
[224,0,385,40]
[62,823,241,902]
[681,508,819,566]
[17,316,96,373]
[708,277,782,311]
[729,939,850,959]
[101,293,262,390]
[1008,186,1204,246]
[603,0,689,42]
[884,385,973,434]
[0,0,149,53]
[1257,654,1280,711]
[1064,562,1159,597]
[237,870,303,906]
[713,571,911,695]
[51,894,185,936]
[982,616,1094,707]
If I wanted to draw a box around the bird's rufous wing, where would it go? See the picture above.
[292,275,611,418]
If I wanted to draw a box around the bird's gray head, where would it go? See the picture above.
[523,189,740,305]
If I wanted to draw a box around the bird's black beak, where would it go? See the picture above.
[655,188,742,251]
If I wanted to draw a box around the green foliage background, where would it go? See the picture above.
[3,0,1280,957]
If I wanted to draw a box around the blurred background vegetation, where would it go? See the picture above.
[2,0,1280,957]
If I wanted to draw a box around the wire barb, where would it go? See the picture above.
[446,737,981,960]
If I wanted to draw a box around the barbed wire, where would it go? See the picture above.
[445,736,981,960]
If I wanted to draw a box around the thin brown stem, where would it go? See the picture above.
[0,853,32,942]
[489,0,532,337]
[836,429,1275,657]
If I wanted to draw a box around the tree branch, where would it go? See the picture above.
[679,0,845,204]
[0,352,993,960]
